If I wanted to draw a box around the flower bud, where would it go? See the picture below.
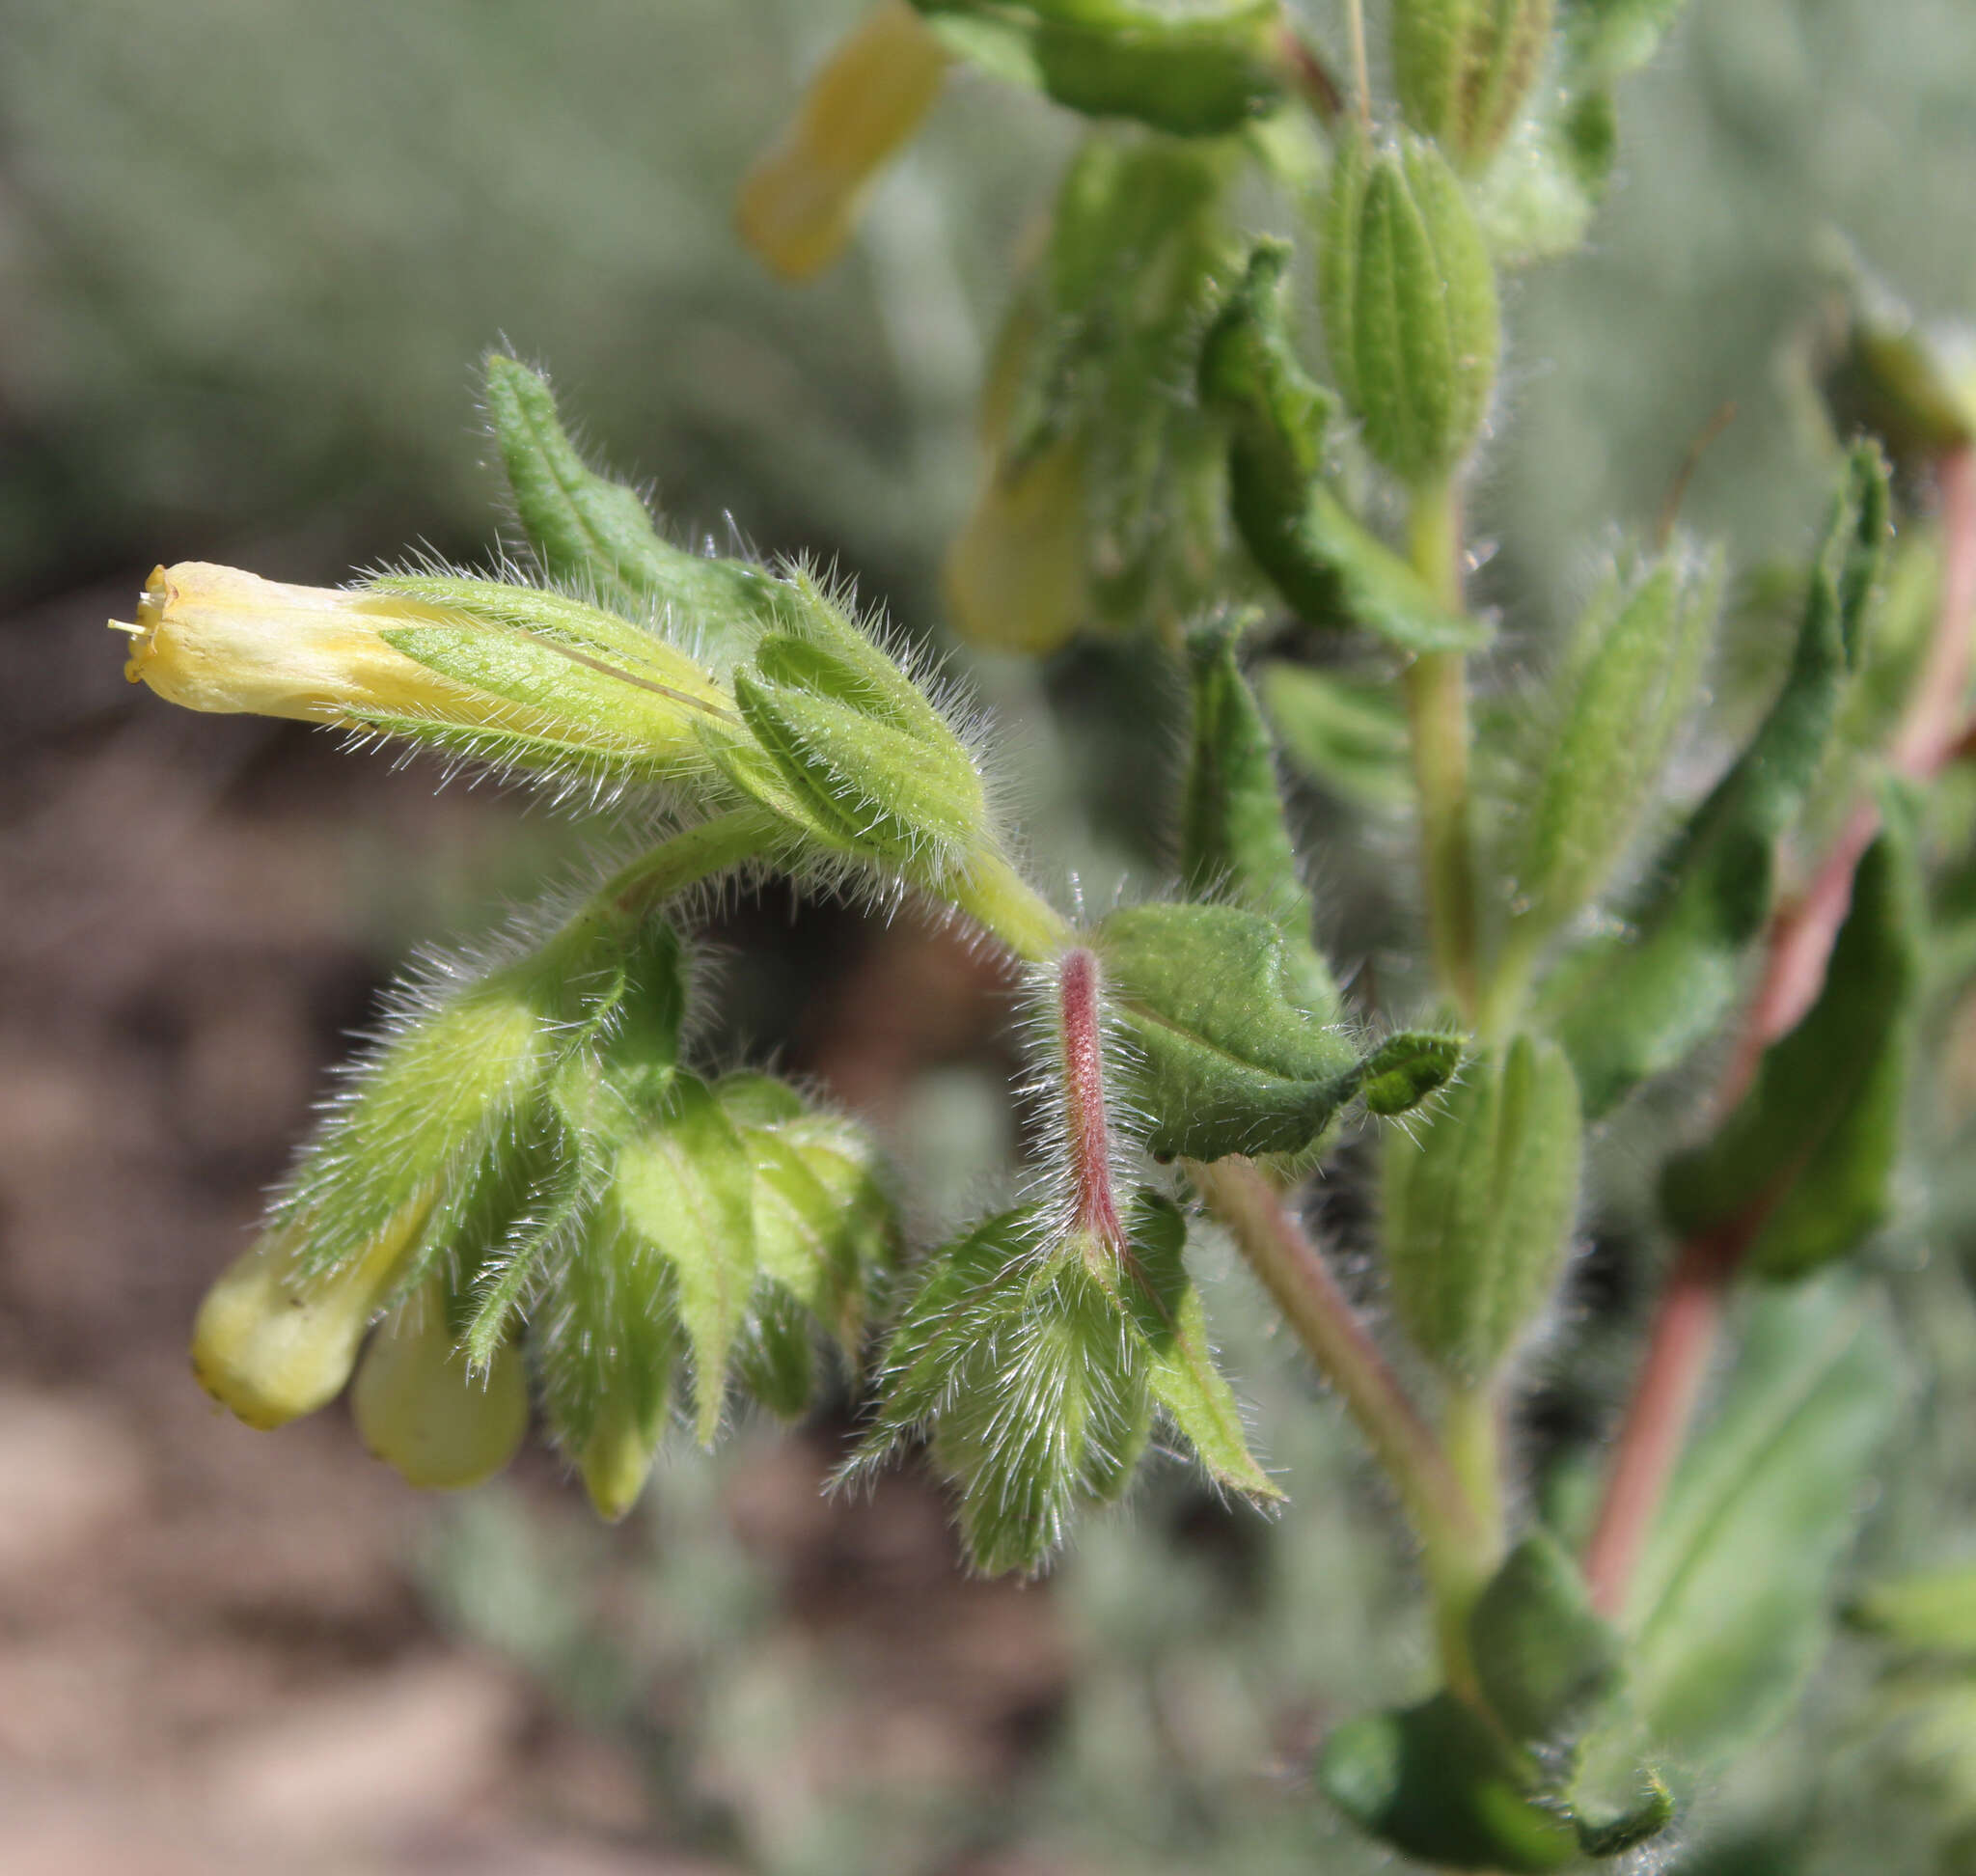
[1392,0,1555,171]
[351,1282,529,1490]
[714,592,990,875]
[192,1197,429,1430]
[1319,131,1501,487]
[114,564,733,790]
[735,0,948,282]
[1381,1033,1582,1381]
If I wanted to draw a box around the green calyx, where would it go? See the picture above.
[1320,130,1502,488]
[710,580,991,877]
[849,1192,1276,1575]
[1393,0,1556,171]
[1381,1032,1582,1381]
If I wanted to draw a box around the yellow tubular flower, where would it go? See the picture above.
[352,1284,530,1491]
[736,0,949,283]
[944,438,1091,654]
[192,1194,432,1431]
[112,562,734,782]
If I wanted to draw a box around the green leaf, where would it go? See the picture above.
[1112,1193,1280,1501]
[1260,660,1414,809]
[1382,1033,1583,1381]
[481,353,787,671]
[733,1283,815,1422]
[1542,444,1891,1117]
[1565,1716,1675,1858]
[1095,902,1359,1161]
[1200,244,1489,650]
[1506,544,1721,945]
[1626,1275,1907,1762]
[1178,619,1331,1003]
[1848,1563,1976,1658]
[1660,804,1923,1279]
[1319,1693,1580,1872]
[1359,1030,1467,1117]
[612,1073,758,1445]
[1470,1529,1624,1752]
[910,0,1287,137]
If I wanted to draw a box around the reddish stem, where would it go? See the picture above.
[1057,947,1126,1255]
[1584,444,1976,1619]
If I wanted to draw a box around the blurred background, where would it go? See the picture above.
[5,2,1976,1872]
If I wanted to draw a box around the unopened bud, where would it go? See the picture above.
[736,0,948,282]
[192,1197,429,1430]
[1393,0,1554,171]
[351,1283,529,1490]
[716,593,989,874]
[1319,131,1501,487]
[114,563,732,789]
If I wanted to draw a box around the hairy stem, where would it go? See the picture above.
[1057,948,1127,1255]
[1188,1158,1489,1592]
[1584,442,1976,1618]
[599,809,784,919]
[944,850,1075,963]
[1404,480,1481,1021]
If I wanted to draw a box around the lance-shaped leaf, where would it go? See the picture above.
[1505,543,1721,947]
[1659,801,1923,1280]
[1382,1032,1583,1380]
[1199,243,1486,651]
[1320,1692,1581,1872]
[908,0,1287,137]
[1261,660,1414,809]
[611,1073,758,1446]
[1109,1193,1278,1501]
[482,354,787,672]
[1542,443,1890,1117]
[1625,1276,1907,1762]
[1178,619,1337,1015]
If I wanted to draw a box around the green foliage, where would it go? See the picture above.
[1660,803,1923,1279]
[1381,1033,1583,1381]
[1199,241,1488,650]
[1095,902,1456,1162]
[948,130,1244,649]
[1543,444,1890,1117]
[908,0,1287,137]
[1393,0,1555,172]
[1624,1276,1906,1763]
[1505,542,1721,948]
[483,352,786,672]
[1260,660,1414,809]
[1469,1529,1623,1751]
[1319,1692,1580,1871]
[718,578,991,876]
[1320,129,1501,487]
[851,1194,1276,1573]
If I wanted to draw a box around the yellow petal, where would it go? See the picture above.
[352,1284,529,1490]
[191,1196,429,1431]
[736,0,948,282]
[944,440,1090,654]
